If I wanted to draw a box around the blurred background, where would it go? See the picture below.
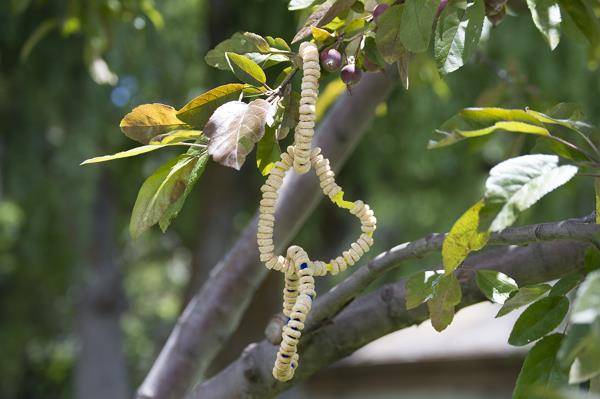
[1,1,599,398]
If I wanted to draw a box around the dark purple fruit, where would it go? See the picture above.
[341,64,362,86]
[320,48,343,72]
[372,3,389,21]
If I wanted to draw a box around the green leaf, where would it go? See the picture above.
[225,52,267,87]
[585,246,600,273]
[176,84,245,128]
[292,0,357,44]
[158,150,209,232]
[204,99,273,170]
[363,36,387,69]
[265,36,291,52]
[571,271,600,324]
[205,32,273,70]
[429,107,550,149]
[256,125,281,176]
[442,199,490,273]
[513,334,569,399]
[434,0,485,74]
[427,274,462,332]
[375,4,406,64]
[475,269,518,304]
[484,155,578,232]
[289,0,317,10]
[527,0,562,50]
[496,284,552,318]
[509,296,570,346]
[149,130,203,144]
[549,273,584,297]
[405,270,443,310]
[569,337,600,383]
[558,323,593,367]
[398,0,439,53]
[558,0,600,57]
[120,103,187,144]
[81,143,181,165]
[130,155,201,238]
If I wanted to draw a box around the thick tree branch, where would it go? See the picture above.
[302,214,598,333]
[189,223,595,398]
[136,71,399,399]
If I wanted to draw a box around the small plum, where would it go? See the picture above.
[320,48,343,72]
[341,64,362,86]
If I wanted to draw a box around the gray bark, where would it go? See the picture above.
[189,236,593,399]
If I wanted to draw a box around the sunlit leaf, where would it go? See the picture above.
[120,103,187,144]
[292,0,357,43]
[405,270,443,309]
[527,0,562,50]
[149,130,203,144]
[130,155,200,238]
[442,199,490,274]
[509,296,569,346]
[398,0,439,53]
[311,26,334,44]
[513,334,569,399]
[427,274,462,332]
[289,0,317,10]
[176,84,245,128]
[429,107,550,149]
[475,269,518,304]
[81,143,181,165]
[205,32,273,70]
[484,155,578,231]
[496,284,552,318]
[204,99,273,170]
[226,52,267,87]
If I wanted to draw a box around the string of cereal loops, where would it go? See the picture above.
[257,41,376,382]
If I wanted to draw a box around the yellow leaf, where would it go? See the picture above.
[120,103,186,144]
[311,26,334,43]
[150,130,203,144]
[81,144,179,165]
[442,199,490,273]
[460,121,550,138]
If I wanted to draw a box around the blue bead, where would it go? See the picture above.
[300,263,308,269]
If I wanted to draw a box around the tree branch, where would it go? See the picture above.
[302,214,598,334]
[189,223,595,398]
[136,70,399,399]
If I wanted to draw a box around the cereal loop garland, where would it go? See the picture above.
[257,41,377,382]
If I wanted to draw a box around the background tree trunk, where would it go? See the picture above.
[75,171,129,399]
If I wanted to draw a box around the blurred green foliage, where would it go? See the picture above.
[1,0,600,398]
